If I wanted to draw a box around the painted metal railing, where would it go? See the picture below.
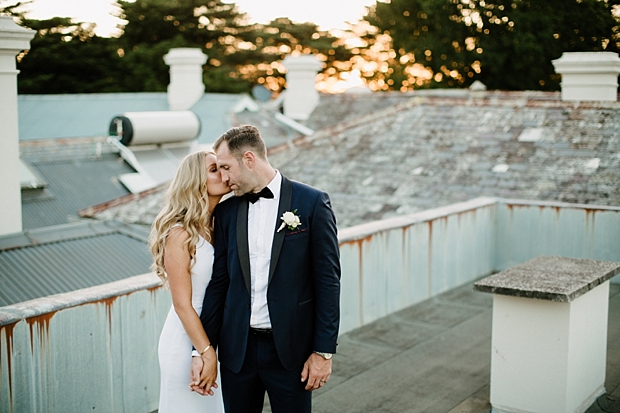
[2,197,620,412]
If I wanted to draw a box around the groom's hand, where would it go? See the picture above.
[301,353,332,391]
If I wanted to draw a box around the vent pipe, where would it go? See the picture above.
[0,16,34,236]
[163,48,207,110]
[552,52,620,101]
[282,54,322,120]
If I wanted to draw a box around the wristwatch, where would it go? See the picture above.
[314,351,333,360]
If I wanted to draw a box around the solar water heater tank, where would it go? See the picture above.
[109,111,201,146]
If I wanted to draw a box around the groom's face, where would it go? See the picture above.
[216,142,256,197]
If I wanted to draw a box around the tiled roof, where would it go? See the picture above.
[86,90,620,229]
[269,91,620,227]
[302,90,416,131]
[0,220,152,307]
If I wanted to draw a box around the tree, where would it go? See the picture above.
[116,0,353,94]
[364,0,620,90]
[14,17,128,94]
[116,0,251,92]
[5,0,353,94]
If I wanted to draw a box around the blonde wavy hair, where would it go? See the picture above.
[148,150,215,287]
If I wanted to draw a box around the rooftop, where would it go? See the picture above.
[88,90,620,229]
[270,91,620,228]
[300,280,620,413]
[17,92,302,146]
[0,220,152,306]
[20,137,132,229]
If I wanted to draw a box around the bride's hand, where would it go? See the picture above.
[197,348,218,395]
[189,356,208,395]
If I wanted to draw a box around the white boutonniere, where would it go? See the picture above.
[277,209,301,232]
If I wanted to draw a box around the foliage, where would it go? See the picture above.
[363,0,620,90]
[14,17,128,94]
[3,0,353,94]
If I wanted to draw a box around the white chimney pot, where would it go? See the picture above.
[282,54,323,121]
[552,52,620,101]
[0,16,35,236]
[163,48,207,111]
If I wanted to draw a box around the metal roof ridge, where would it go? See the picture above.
[0,220,146,251]
[78,182,169,218]
[18,92,167,100]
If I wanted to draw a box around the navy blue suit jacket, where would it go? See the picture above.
[200,175,341,372]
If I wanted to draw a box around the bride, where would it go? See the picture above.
[149,151,230,412]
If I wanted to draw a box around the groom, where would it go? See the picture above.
[195,125,341,412]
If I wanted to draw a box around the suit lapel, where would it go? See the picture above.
[236,197,252,295]
[269,176,292,283]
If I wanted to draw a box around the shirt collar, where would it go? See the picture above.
[265,170,281,201]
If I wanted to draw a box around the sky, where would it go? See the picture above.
[10,0,377,37]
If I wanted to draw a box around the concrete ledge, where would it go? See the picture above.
[338,197,498,242]
[474,255,620,302]
[0,272,161,325]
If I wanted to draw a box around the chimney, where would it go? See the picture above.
[282,54,322,120]
[552,52,620,101]
[163,48,207,110]
[0,16,34,236]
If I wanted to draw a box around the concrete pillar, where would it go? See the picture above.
[163,48,207,111]
[474,256,620,413]
[552,52,620,101]
[0,16,34,236]
[282,54,322,120]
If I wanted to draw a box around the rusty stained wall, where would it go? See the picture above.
[0,286,171,413]
[495,202,620,273]
[337,198,620,335]
[338,200,496,334]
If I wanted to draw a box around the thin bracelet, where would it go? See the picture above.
[200,344,211,355]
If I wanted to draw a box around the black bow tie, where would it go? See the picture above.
[245,187,274,204]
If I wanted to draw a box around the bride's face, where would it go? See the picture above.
[205,153,231,197]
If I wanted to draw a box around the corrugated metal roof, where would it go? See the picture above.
[21,153,133,229]
[18,93,169,140]
[17,92,245,144]
[0,220,152,307]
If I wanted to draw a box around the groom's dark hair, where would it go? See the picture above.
[214,125,267,160]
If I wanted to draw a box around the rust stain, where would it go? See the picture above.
[100,296,119,333]
[1,321,18,411]
[506,203,530,211]
[339,234,373,248]
[27,311,56,354]
[337,235,373,326]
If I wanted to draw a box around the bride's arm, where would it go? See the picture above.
[164,227,218,394]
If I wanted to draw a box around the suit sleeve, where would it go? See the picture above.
[310,191,341,353]
[199,205,230,349]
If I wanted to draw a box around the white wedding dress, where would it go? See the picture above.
[158,231,224,412]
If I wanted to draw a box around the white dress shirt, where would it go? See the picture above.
[248,171,281,329]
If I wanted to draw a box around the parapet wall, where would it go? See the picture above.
[1,197,619,412]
